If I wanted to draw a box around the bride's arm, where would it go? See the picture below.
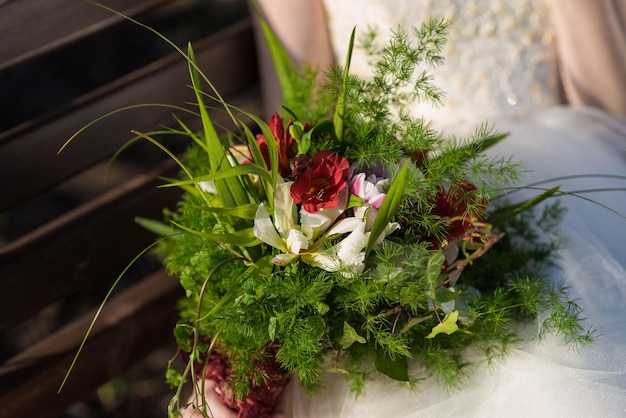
[251,0,334,117]
[548,0,626,118]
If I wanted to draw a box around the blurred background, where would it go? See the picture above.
[0,1,250,416]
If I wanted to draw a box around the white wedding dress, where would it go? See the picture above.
[282,1,626,417]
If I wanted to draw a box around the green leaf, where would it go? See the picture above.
[299,119,333,155]
[173,323,193,352]
[365,161,410,255]
[268,317,278,340]
[436,287,462,303]
[347,194,364,210]
[426,251,446,296]
[428,132,509,169]
[187,44,249,209]
[198,273,246,322]
[398,315,432,335]
[374,347,410,381]
[316,302,330,315]
[165,369,184,389]
[490,185,561,225]
[426,311,460,339]
[333,27,356,142]
[196,203,260,220]
[160,164,272,188]
[293,124,310,155]
[339,322,367,349]
[327,367,349,375]
[246,255,275,277]
[135,216,179,237]
[171,221,261,247]
[239,108,280,192]
[307,315,326,340]
[254,4,299,107]
[457,132,509,157]
[179,268,197,297]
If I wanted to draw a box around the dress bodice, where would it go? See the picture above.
[322,0,559,134]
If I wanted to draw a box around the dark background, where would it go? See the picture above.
[0,1,249,416]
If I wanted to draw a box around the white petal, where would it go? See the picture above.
[254,203,287,251]
[354,206,378,231]
[326,217,364,236]
[300,210,333,240]
[199,180,217,194]
[315,187,349,223]
[285,228,310,254]
[374,222,401,245]
[272,253,299,265]
[305,252,340,272]
[336,223,369,261]
[340,253,366,278]
[274,182,298,236]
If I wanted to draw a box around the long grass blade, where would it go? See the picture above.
[333,27,356,142]
[58,238,164,393]
[171,221,261,247]
[252,2,299,106]
[159,164,273,188]
[366,161,409,255]
[58,103,196,154]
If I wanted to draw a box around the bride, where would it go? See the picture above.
[183,1,626,416]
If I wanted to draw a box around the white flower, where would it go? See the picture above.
[306,216,399,278]
[254,182,346,265]
[307,221,369,278]
[254,178,398,277]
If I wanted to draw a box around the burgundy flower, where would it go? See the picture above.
[255,112,298,176]
[290,154,311,176]
[291,151,350,213]
[195,344,290,418]
[431,180,488,240]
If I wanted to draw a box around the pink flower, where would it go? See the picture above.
[350,172,389,210]
[291,151,350,213]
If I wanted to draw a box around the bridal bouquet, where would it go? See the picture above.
[66,8,593,418]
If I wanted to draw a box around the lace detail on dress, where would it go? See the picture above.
[322,0,559,133]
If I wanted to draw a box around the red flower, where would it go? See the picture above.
[255,112,298,176]
[432,180,488,239]
[291,151,349,213]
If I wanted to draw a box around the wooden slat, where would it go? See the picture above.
[0,18,258,211]
[0,269,183,418]
[0,161,181,332]
[0,12,262,417]
[0,0,170,72]
[0,84,261,331]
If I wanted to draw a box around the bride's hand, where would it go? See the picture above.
[179,379,286,418]
[179,379,236,418]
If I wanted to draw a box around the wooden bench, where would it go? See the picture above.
[0,1,261,416]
